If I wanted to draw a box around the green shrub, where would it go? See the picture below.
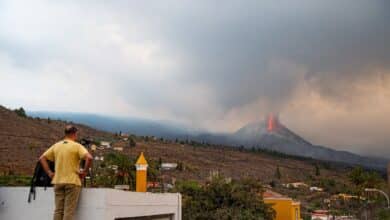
[128,137,136,147]
[0,175,31,186]
[173,176,275,220]
[13,107,27,117]
[377,209,390,220]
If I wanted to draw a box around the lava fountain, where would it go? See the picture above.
[267,114,278,132]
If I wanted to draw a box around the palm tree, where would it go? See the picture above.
[105,153,136,188]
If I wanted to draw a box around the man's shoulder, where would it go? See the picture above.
[53,139,84,148]
[51,140,65,148]
[68,140,85,148]
[53,139,69,146]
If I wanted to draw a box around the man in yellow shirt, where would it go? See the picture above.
[39,125,93,220]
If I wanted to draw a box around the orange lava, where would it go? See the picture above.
[267,114,275,132]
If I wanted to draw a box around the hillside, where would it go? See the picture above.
[111,139,350,184]
[0,106,351,186]
[28,111,194,138]
[30,111,389,170]
[0,106,114,175]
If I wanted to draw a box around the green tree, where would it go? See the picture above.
[275,166,281,180]
[377,209,390,220]
[158,157,163,167]
[13,107,27,117]
[105,153,135,187]
[128,137,136,147]
[348,166,383,188]
[349,167,366,186]
[177,161,184,171]
[315,164,320,176]
[174,176,275,220]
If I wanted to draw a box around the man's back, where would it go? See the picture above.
[40,125,93,220]
[43,139,88,186]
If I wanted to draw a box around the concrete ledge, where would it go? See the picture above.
[0,187,181,220]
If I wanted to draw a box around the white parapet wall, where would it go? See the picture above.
[0,187,181,220]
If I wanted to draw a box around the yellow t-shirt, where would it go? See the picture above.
[43,139,88,186]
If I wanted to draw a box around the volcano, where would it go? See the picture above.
[229,114,388,170]
[233,114,311,147]
[192,114,387,169]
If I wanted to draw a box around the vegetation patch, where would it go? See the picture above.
[173,175,275,220]
[0,175,31,186]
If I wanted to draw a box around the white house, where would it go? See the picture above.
[161,163,178,171]
[100,141,111,148]
[311,210,331,220]
[113,147,123,151]
[284,182,308,188]
[310,186,324,192]
[0,187,182,220]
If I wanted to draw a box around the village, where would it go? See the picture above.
[79,132,390,220]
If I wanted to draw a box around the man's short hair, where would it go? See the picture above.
[65,125,78,135]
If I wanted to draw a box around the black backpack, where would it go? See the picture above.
[27,159,91,203]
[27,161,55,203]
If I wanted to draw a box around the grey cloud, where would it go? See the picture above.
[101,0,390,112]
[166,0,390,109]
[1,0,390,157]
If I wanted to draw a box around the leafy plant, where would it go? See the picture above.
[105,152,135,187]
[173,176,275,220]
[13,107,27,117]
[0,175,31,186]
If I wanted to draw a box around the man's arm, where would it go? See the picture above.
[79,152,93,179]
[39,155,55,179]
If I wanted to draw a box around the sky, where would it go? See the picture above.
[0,0,390,157]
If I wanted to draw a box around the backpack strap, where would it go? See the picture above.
[27,162,40,203]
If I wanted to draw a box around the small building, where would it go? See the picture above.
[161,163,178,171]
[310,186,324,192]
[311,210,331,220]
[113,147,123,151]
[263,190,302,220]
[100,141,111,148]
[284,182,308,189]
[147,181,161,188]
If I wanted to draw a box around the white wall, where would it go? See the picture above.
[0,187,181,220]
